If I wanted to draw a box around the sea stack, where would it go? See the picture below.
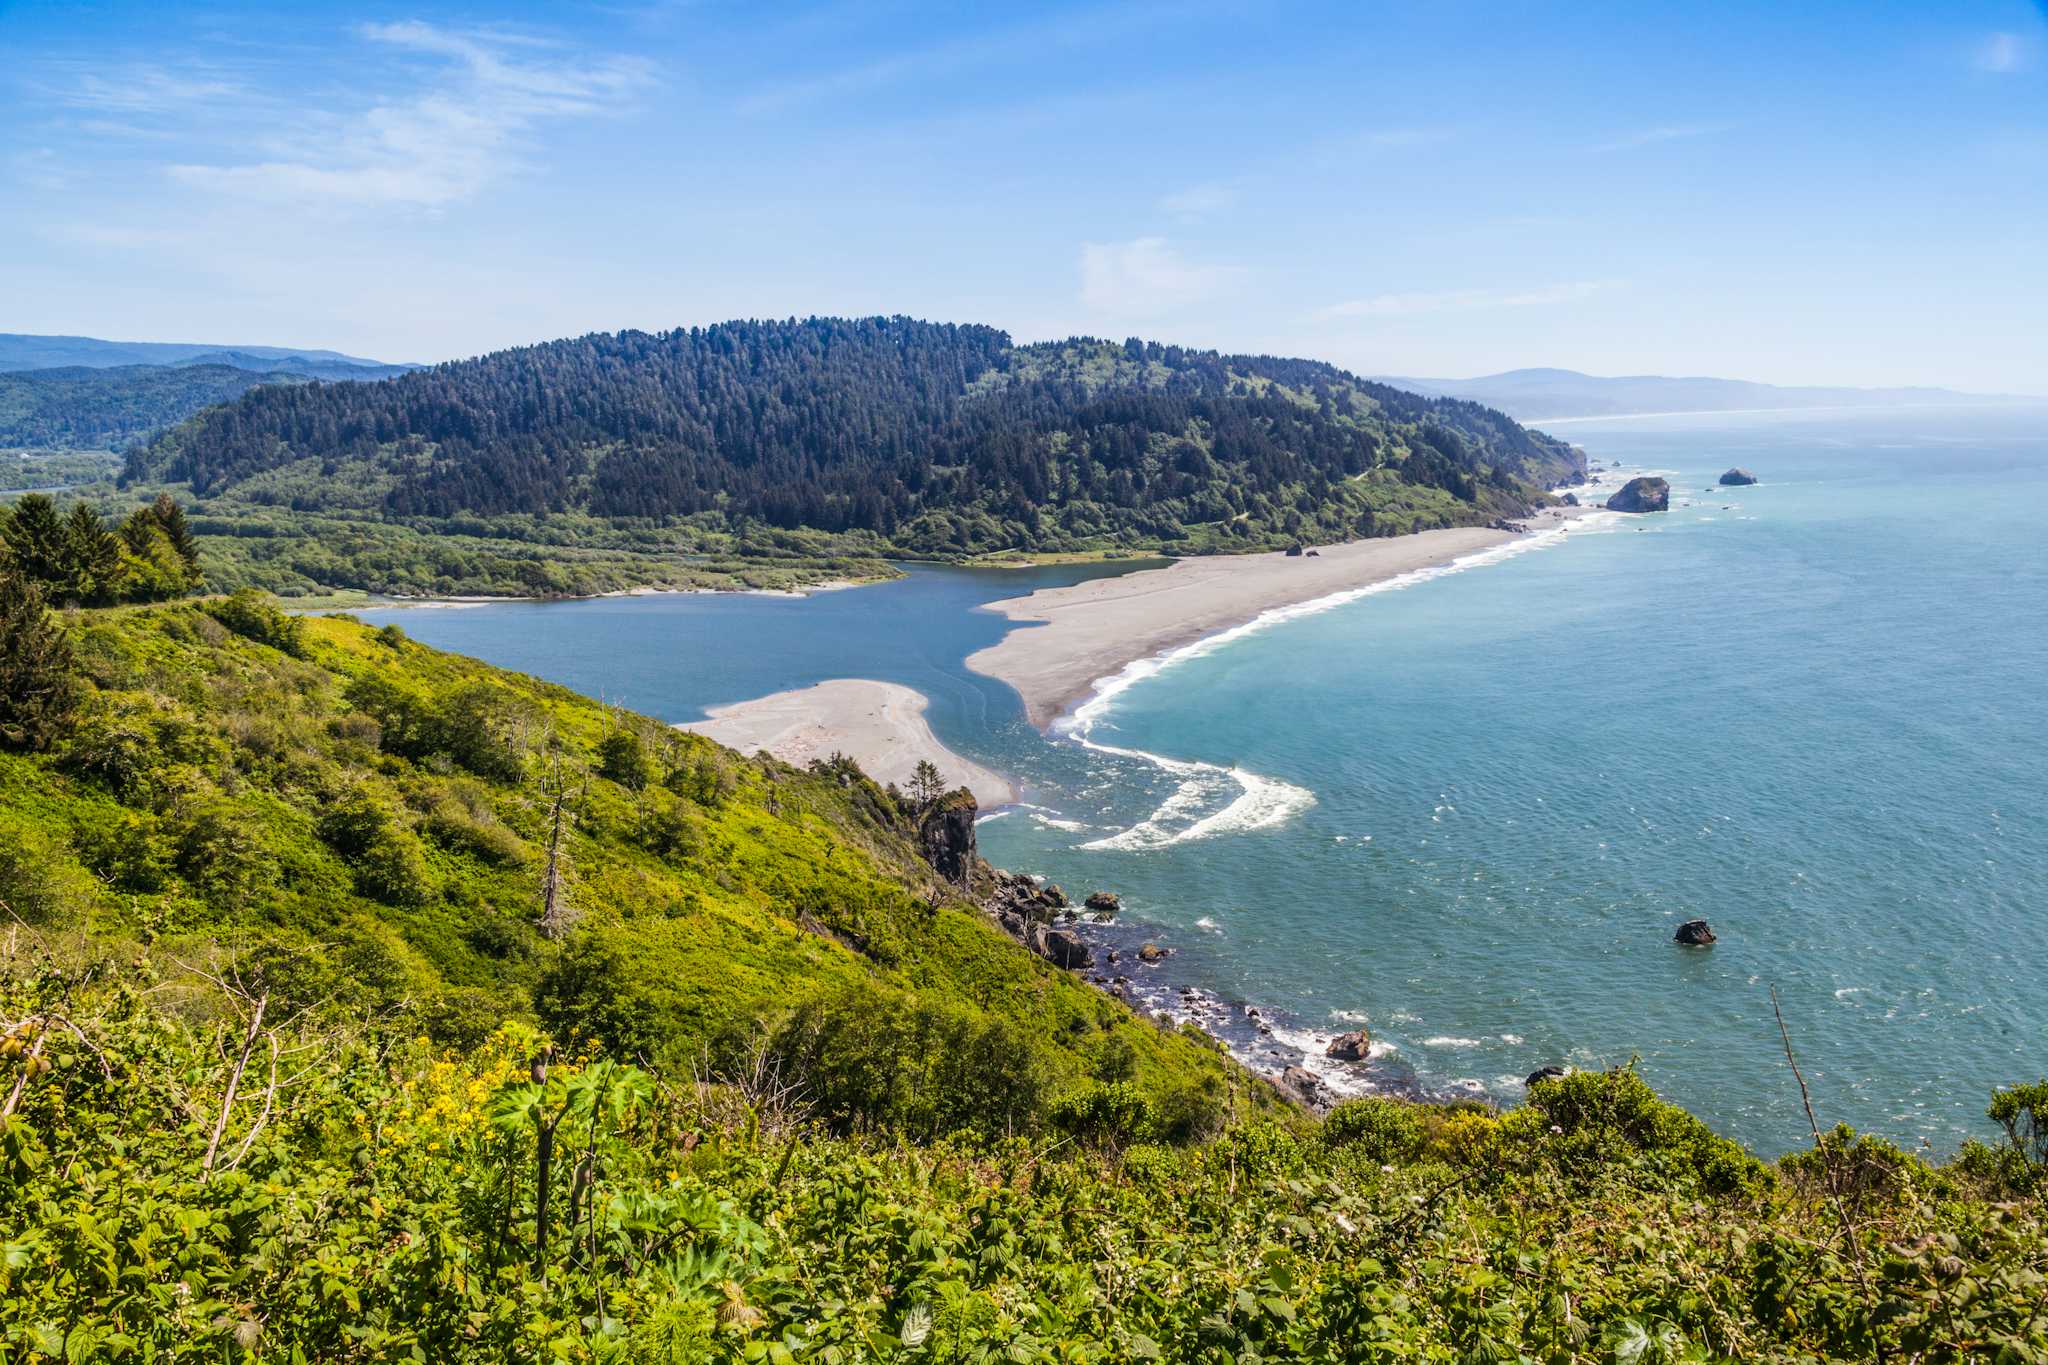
[1674,918,1717,946]
[1718,467,1758,486]
[1605,476,1670,513]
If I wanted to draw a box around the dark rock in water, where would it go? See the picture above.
[1561,492,1580,507]
[1525,1065,1569,1088]
[918,791,978,887]
[1084,891,1121,913]
[1718,467,1758,486]
[1137,941,1168,963]
[1674,918,1717,946]
[1326,1029,1371,1062]
[1039,883,1067,908]
[1279,1065,1326,1107]
[1041,928,1091,970]
[1606,476,1671,513]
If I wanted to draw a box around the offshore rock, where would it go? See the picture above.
[918,790,978,888]
[1526,1065,1569,1088]
[1085,891,1121,913]
[1137,941,1168,963]
[1605,476,1671,513]
[1719,467,1759,486]
[1325,1029,1371,1062]
[1674,918,1717,946]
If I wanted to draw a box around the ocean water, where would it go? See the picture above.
[363,407,2048,1154]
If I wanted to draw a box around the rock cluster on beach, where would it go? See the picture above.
[1605,476,1671,513]
[1718,467,1759,486]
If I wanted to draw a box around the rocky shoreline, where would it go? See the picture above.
[918,787,1525,1111]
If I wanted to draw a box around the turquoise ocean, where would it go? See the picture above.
[362,407,2048,1154]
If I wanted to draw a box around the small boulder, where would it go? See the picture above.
[1605,476,1671,513]
[1042,928,1092,970]
[1325,1029,1371,1062]
[1285,544,1305,557]
[1039,883,1068,908]
[1525,1065,1569,1088]
[1561,492,1580,507]
[1137,941,1168,963]
[1084,891,1121,913]
[1674,918,1717,946]
[1718,467,1758,486]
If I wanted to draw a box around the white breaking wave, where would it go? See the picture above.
[975,809,1012,823]
[1422,1035,1484,1048]
[1029,813,1091,832]
[1063,514,1612,851]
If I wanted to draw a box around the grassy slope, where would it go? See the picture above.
[0,604,1240,1105]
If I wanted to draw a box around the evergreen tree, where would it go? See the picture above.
[62,502,122,604]
[1,493,66,584]
[0,573,80,752]
[150,492,200,570]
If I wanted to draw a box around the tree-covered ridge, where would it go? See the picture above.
[127,317,1581,558]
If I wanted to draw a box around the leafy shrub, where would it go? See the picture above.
[597,728,654,790]
[0,813,94,924]
[1520,1065,1770,1196]
[770,982,1048,1140]
[202,589,307,657]
[1322,1096,1426,1163]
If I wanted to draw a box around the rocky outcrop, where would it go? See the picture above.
[1718,467,1758,486]
[1279,1065,1327,1108]
[1325,1029,1371,1062]
[1137,942,1168,963]
[1084,891,1121,914]
[918,790,979,887]
[1605,476,1670,513]
[1525,1065,1568,1088]
[1674,918,1717,946]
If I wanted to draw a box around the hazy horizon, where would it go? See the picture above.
[4,1,2045,391]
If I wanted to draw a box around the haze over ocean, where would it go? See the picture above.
[366,406,2048,1153]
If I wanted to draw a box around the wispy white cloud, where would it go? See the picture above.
[1589,122,1732,154]
[1316,280,1618,320]
[1080,237,1236,317]
[56,65,246,115]
[1976,31,2032,73]
[167,22,655,209]
[1158,181,1234,220]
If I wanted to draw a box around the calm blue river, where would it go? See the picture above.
[363,407,2048,1154]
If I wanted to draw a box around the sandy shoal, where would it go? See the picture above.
[679,679,1015,807]
[967,510,1581,728]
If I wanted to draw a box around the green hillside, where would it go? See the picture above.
[1,595,2044,1360]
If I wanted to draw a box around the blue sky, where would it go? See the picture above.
[3,1,2044,388]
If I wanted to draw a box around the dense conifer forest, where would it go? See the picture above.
[123,318,1581,584]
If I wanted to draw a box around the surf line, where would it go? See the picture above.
[1056,516,1607,851]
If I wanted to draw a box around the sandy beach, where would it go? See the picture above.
[679,679,1015,807]
[967,510,1579,727]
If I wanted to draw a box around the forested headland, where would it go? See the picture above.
[114,317,1585,598]
[0,586,2043,1359]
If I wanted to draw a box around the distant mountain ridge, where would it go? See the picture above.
[1373,367,2039,422]
[0,335,420,451]
[0,332,408,374]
